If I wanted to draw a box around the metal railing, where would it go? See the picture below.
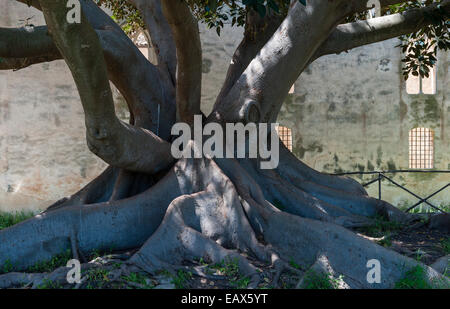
[333,170,450,214]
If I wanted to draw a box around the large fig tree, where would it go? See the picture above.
[0,0,449,288]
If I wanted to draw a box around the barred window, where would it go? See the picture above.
[275,126,293,152]
[409,127,434,169]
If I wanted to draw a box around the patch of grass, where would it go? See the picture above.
[378,235,392,248]
[395,265,433,289]
[357,215,403,237]
[289,258,301,269]
[26,249,72,273]
[84,268,111,289]
[36,278,63,289]
[232,276,250,289]
[301,270,341,289]
[211,257,240,278]
[1,259,13,273]
[0,211,35,230]
[171,269,193,289]
[440,237,450,255]
[122,272,154,289]
[405,203,450,214]
[210,257,253,288]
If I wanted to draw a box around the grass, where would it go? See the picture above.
[439,237,450,255]
[209,257,252,288]
[0,211,35,230]
[160,269,193,289]
[26,249,72,273]
[122,272,154,289]
[395,265,433,289]
[395,265,450,289]
[300,270,342,289]
[0,249,72,275]
[357,215,403,238]
[36,278,63,289]
[401,203,450,214]
[84,268,111,289]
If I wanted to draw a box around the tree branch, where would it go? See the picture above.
[38,0,174,173]
[315,0,450,59]
[7,0,176,139]
[0,26,58,58]
[214,9,283,107]
[127,0,177,83]
[162,0,202,125]
[212,0,351,124]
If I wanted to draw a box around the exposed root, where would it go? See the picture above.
[44,166,119,213]
[1,152,447,289]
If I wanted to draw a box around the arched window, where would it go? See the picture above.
[405,67,437,95]
[275,125,293,152]
[409,127,434,169]
[405,42,437,95]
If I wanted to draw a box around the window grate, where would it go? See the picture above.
[409,127,434,169]
[276,126,293,152]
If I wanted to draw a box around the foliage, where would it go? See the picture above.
[84,267,111,289]
[440,237,450,255]
[122,272,155,288]
[300,270,343,289]
[395,265,434,288]
[210,257,252,288]
[163,269,193,289]
[395,1,449,80]
[356,215,403,238]
[94,0,144,34]
[0,211,35,230]
[36,278,63,289]
[94,0,449,81]
[26,249,72,273]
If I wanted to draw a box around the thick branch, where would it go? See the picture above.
[212,0,351,124]
[38,0,174,173]
[0,25,58,59]
[128,0,177,83]
[162,0,202,125]
[315,0,450,59]
[7,1,176,139]
[214,9,283,107]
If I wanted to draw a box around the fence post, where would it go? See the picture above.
[378,173,381,200]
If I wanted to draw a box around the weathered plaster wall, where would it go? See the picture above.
[0,2,128,212]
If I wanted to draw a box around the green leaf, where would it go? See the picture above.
[299,0,306,5]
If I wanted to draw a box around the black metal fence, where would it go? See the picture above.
[333,170,450,214]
